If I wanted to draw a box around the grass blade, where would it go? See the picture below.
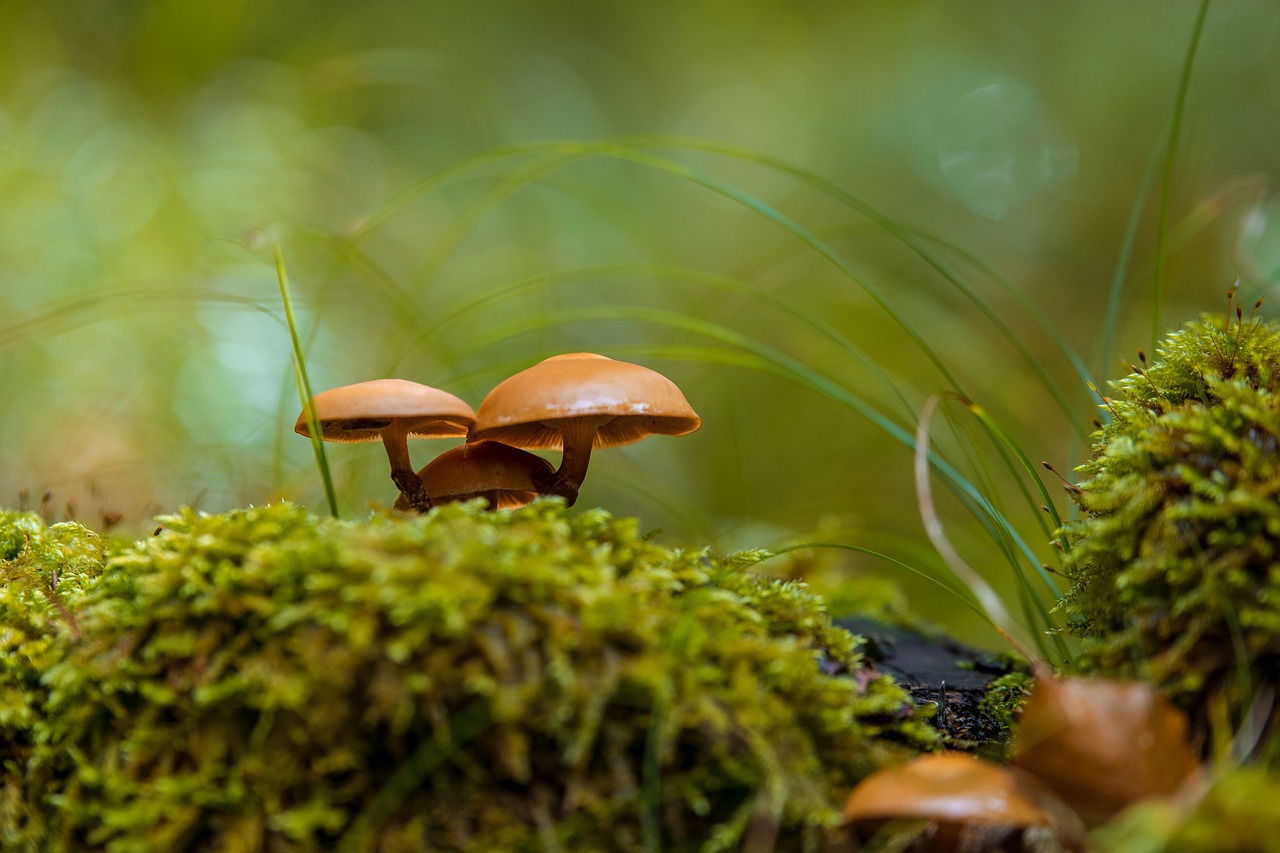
[398,262,921,423]
[462,305,1052,583]
[625,136,1093,431]
[765,541,991,624]
[914,393,1040,660]
[1152,0,1212,346]
[275,245,339,518]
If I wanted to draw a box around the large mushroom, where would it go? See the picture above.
[468,353,701,506]
[294,378,476,512]
[842,752,1082,852]
[393,440,554,511]
[1011,670,1202,824]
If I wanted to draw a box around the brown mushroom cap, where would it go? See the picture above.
[468,353,700,450]
[294,379,476,442]
[394,441,554,511]
[843,753,1056,829]
[1012,669,1202,823]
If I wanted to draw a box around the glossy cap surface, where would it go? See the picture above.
[470,353,701,450]
[843,752,1054,828]
[1012,670,1202,821]
[294,379,476,443]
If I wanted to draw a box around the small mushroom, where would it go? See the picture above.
[468,353,700,506]
[1011,669,1202,824]
[842,752,1082,852]
[294,378,476,512]
[393,440,554,511]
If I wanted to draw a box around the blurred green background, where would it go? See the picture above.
[3,1,1278,644]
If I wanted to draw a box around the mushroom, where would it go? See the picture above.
[1011,670,1202,824]
[393,440,554,511]
[468,353,701,506]
[294,378,476,512]
[842,752,1082,852]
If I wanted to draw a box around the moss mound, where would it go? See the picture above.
[1059,313,1280,739]
[0,513,111,846]
[1,502,933,851]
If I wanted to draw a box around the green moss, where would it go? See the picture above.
[976,671,1032,736]
[0,513,110,845]
[1059,314,1280,737]
[756,532,923,631]
[1091,766,1280,852]
[1,502,935,851]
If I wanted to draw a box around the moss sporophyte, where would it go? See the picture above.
[0,502,935,851]
[1058,311,1280,744]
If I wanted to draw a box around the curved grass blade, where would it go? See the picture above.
[576,143,968,391]
[912,401,1067,655]
[398,262,921,424]
[411,149,646,289]
[352,139,966,395]
[924,394,1067,655]
[351,144,561,238]
[0,289,280,352]
[1099,142,1166,388]
[346,137,1090,444]
[622,136,1091,431]
[963,401,1068,545]
[914,393,1042,660]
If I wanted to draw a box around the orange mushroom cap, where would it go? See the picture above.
[394,441,554,511]
[1012,670,1202,823]
[843,752,1057,829]
[468,353,700,450]
[294,379,476,442]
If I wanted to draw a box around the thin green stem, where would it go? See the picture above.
[276,245,339,518]
[1152,0,1212,346]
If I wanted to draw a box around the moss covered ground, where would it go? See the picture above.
[0,502,936,852]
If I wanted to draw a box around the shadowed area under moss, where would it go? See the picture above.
[0,502,935,852]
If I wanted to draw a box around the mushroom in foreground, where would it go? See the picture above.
[842,752,1082,852]
[393,440,554,511]
[468,353,700,507]
[294,378,476,512]
[1012,670,1202,824]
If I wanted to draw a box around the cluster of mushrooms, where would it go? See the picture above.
[841,671,1202,851]
[294,352,701,511]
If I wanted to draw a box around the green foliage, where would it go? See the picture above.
[2,502,935,852]
[1090,766,1280,853]
[976,671,1033,737]
[1059,314,1280,734]
[0,513,110,845]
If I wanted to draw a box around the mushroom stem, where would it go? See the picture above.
[540,416,611,507]
[381,421,432,512]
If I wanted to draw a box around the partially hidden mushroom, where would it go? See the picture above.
[1011,669,1203,825]
[468,353,700,507]
[393,440,554,511]
[842,752,1082,852]
[294,378,476,512]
